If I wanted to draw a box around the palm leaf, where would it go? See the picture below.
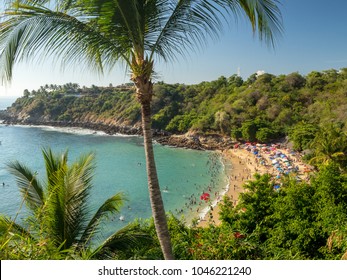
[6,160,44,212]
[92,222,153,259]
[149,0,282,63]
[42,147,68,190]
[63,153,95,245]
[80,192,125,246]
[0,1,126,82]
[0,215,33,239]
[238,0,283,45]
[43,151,95,249]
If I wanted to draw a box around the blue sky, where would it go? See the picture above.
[1,0,347,96]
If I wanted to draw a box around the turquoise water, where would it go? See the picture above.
[0,123,227,236]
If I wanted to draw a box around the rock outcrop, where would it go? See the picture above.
[156,133,235,150]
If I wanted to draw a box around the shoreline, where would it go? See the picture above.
[197,149,251,227]
[0,119,146,136]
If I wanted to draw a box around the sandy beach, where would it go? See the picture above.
[198,144,310,227]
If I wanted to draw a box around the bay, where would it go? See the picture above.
[0,124,227,237]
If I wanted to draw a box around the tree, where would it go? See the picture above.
[241,120,257,141]
[285,72,306,89]
[289,122,318,151]
[0,148,149,259]
[309,124,347,169]
[215,110,230,134]
[306,71,327,90]
[0,0,282,259]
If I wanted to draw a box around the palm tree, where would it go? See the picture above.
[0,0,282,259]
[0,148,149,259]
[309,124,347,169]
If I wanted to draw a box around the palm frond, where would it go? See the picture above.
[92,221,153,259]
[42,147,68,189]
[0,215,33,239]
[43,151,95,249]
[80,192,125,246]
[148,0,282,63]
[0,1,126,83]
[63,153,96,243]
[148,0,222,63]
[237,0,283,46]
[6,160,44,212]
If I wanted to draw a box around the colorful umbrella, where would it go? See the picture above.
[200,192,210,201]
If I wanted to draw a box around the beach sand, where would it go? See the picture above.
[198,146,309,227]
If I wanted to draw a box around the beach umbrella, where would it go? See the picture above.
[200,192,210,201]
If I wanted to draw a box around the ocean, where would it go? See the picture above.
[0,97,228,237]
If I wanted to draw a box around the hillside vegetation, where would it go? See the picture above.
[6,69,347,143]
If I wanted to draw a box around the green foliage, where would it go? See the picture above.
[241,120,258,142]
[166,112,198,133]
[215,167,347,259]
[256,127,277,143]
[288,122,318,151]
[308,124,347,169]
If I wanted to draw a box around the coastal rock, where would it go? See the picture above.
[156,134,235,150]
[0,110,9,119]
[0,114,171,137]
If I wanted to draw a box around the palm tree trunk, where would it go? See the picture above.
[140,99,174,260]
[133,70,174,260]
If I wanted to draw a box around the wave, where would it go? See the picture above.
[1,123,142,138]
[40,125,108,136]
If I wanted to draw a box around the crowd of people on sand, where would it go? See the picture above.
[233,142,313,185]
[197,141,314,227]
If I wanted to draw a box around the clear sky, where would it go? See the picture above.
[1,0,347,96]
